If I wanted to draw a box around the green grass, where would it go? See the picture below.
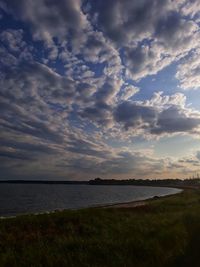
[0,189,200,267]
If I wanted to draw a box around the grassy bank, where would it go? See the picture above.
[0,189,200,267]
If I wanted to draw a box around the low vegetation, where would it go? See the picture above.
[0,189,200,267]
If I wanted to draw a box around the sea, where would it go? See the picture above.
[0,184,181,217]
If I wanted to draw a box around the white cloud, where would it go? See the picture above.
[120,85,140,101]
[176,49,200,90]
[1,0,200,179]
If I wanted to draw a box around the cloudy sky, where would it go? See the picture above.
[1,0,200,180]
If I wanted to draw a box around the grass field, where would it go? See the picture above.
[0,189,200,267]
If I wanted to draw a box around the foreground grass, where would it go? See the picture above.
[0,189,200,267]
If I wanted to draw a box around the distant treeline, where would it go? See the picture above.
[0,180,88,185]
[0,178,200,187]
[88,177,200,187]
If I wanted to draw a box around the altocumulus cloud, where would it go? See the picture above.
[0,0,200,179]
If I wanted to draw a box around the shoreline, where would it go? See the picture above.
[0,187,182,219]
[101,188,183,209]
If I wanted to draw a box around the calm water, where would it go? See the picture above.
[0,184,181,217]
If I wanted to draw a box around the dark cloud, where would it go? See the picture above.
[80,103,112,127]
[0,150,32,161]
[155,11,198,50]
[1,119,63,143]
[151,106,200,134]
[86,0,169,45]
[0,60,76,104]
[0,29,25,52]
[155,11,181,41]
[79,78,120,126]
[179,158,199,164]
[0,46,18,67]
[94,78,118,104]
[0,96,64,144]
[66,138,111,158]
[114,101,156,130]
[1,0,88,46]
[0,138,56,155]
[114,101,200,135]
[196,151,200,161]
[123,44,164,80]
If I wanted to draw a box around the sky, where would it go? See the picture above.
[1,0,200,180]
